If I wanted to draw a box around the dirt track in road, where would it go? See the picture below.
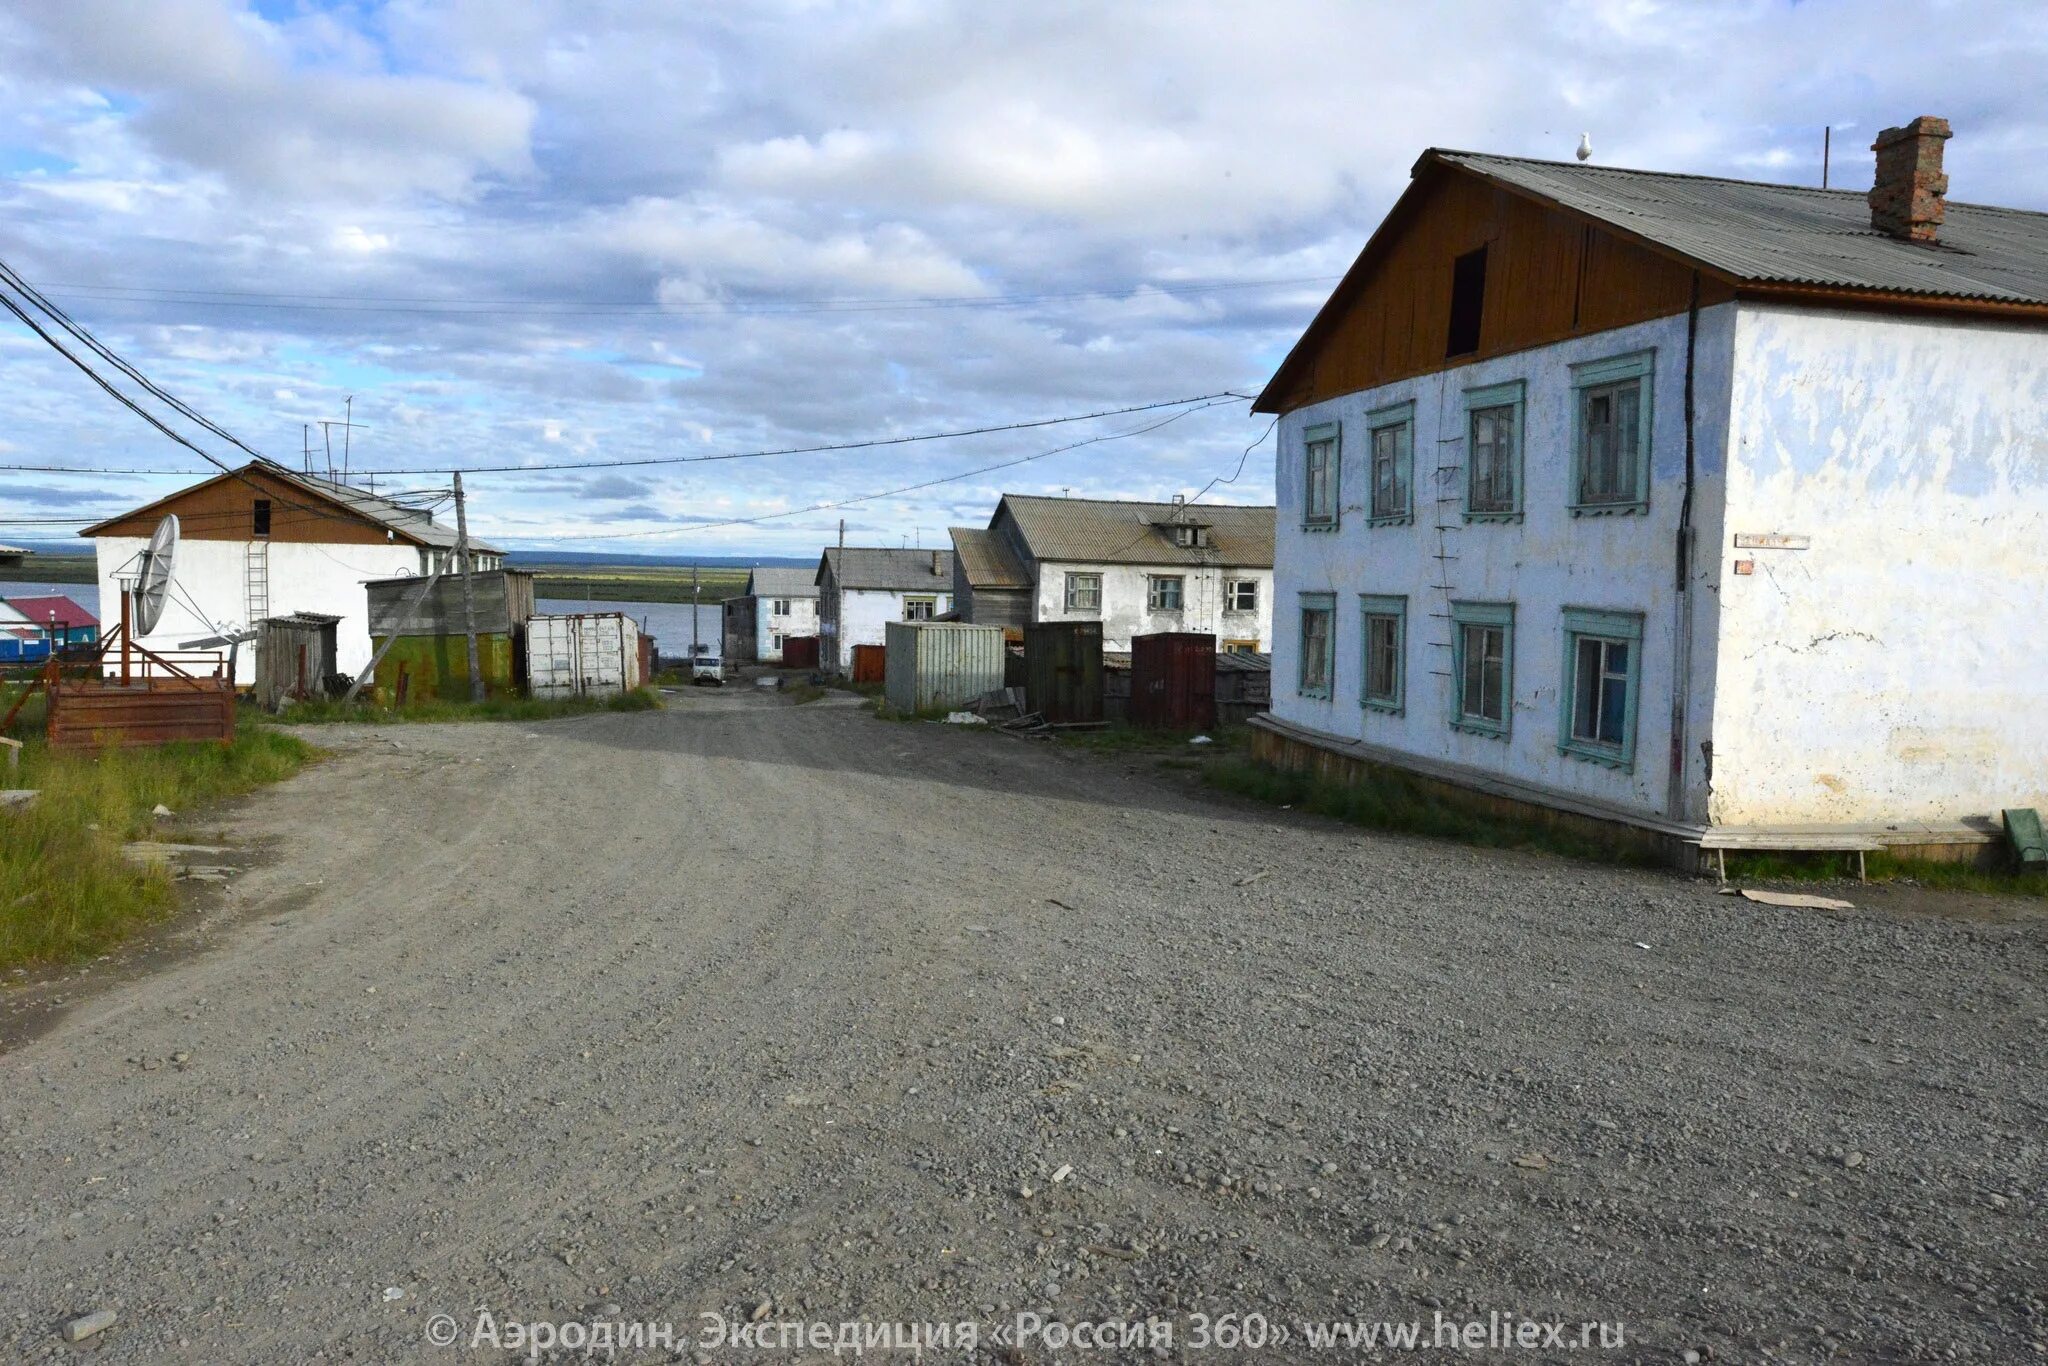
[2,688,2042,1362]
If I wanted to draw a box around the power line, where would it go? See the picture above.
[0,391,1254,477]
[490,398,1242,543]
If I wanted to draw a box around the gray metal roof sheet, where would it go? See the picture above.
[744,567,819,597]
[948,526,1031,588]
[277,466,504,554]
[1001,494,1275,568]
[1437,150,2048,304]
[821,546,954,591]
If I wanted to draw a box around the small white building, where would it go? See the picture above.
[950,494,1274,653]
[722,566,820,664]
[815,547,954,674]
[1255,119,2048,863]
[81,461,503,686]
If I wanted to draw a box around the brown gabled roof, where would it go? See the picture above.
[948,526,1030,589]
[1256,148,2048,412]
[999,494,1274,568]
[78,460,501,553]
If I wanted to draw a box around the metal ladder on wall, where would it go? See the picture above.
[245,540,270,625]
[1424,428,1464,684]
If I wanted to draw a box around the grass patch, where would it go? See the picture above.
[785,683,828,705]
[1059,723,1249,756]
[0,720,315,970]
[275,687,661,725]
[1202,756,1660,866]
[1721,848,2048,898]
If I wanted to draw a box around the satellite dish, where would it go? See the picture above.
[133,514,179,635]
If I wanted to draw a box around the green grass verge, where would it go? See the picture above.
[1719,848,2048,898]
[274,687,661,725]
[0,719,315,970]
[1201,756,1661,866]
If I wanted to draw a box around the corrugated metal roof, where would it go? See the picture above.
[277,466,505,554]
[2,594,97,628]
[1437,150,2048,304]
[948,526,1030,588]
[745,566,819,597]
[822,546,954,591]
[1001,494,1274,568]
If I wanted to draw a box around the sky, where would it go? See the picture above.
[0,0,2043,557]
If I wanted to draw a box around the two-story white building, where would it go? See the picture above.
[82,460,502,686]
[815,547,954,674]
[722,566,820,664]
[1256,119,2048,865]
[949,494,1274,652]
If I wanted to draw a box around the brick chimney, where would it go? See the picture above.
[1868,116,1951,243]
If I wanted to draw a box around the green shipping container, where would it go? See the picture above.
[371,632,519,704]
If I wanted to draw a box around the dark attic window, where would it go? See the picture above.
[253,498,272,537]
[1445,246,1487,358]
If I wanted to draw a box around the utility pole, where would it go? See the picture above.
[453,471,483,702]
[691,560,701,658]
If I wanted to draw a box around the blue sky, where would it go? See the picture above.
[0,0,2043,556]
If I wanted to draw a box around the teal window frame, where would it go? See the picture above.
[1570,350,1655,517]
[1302,422,1341,531]
[1558,607,1645,770]
[1366,401,1415,527]
[1448,600,1514,738]
[1360,594,1406,714]
[1463,379,1525,523]
[1065,572,1102,612]
[1298,592,1336,699]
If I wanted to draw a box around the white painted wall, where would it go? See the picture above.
[1031,560,1271,653]
[825,586,952,672]
[1711,303,2048,825]
[94,535,424,685]
[755,594,819,662]
[1270,307,1735,823]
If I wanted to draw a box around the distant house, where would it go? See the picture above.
[950,494,1275,652]
[80,460,502,686]
[0,544,28,569]
[1253,118,2048,861]
[816,548,954,674]
[722,567,821,665]
[0,594,99,659]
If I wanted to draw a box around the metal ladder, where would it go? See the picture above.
[245,540,270,624]
[1424,432,1464,682]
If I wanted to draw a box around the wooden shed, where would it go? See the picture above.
[256,613,343,711]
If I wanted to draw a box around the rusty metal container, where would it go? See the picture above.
[884,621,1004,713]
[1024,620,1103,723]
[48,676,235,749]
[850,643,887,684]
[1129,631,1217,730]
[781,635,820,670]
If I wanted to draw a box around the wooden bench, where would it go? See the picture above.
[1697,830,1884,882]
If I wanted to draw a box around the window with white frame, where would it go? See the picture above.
[903,596,937,621]
[772,598,791,616]
[1298,594,1335,698]
[1450,601,1513,736]
[1559,608,1644,768]
[771,632,785,652]
[1302,423,1340,529]
[1464,380,1524,520]
[1226,579,1258,612]
[1360,595,1405,713]
[1368,402,1414,525]
[1148,575,1184,611]
[1572,351,1654,514]
[1065,572,1102,612]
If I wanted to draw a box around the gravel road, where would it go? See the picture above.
[2,688,2042,1363]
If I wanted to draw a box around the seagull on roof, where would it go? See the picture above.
[1576,133,1593,162]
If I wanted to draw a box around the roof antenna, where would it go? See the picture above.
[1822,125,1832,189]
[1576,133,1593,163]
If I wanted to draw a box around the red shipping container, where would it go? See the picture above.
[781,635,820,670]
[1129,632,1216,730]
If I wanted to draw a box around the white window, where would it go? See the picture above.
[1226,580,1258,612]
[903,596,937,621]
[1065,572,1101,612]
[1148,576,1184,611]
[772,598,791,616]
[1302,423,1339,529]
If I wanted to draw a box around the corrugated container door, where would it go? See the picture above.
[1130,632,1216,730]
[1024,621,1103,723]
[883,621,917,713]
